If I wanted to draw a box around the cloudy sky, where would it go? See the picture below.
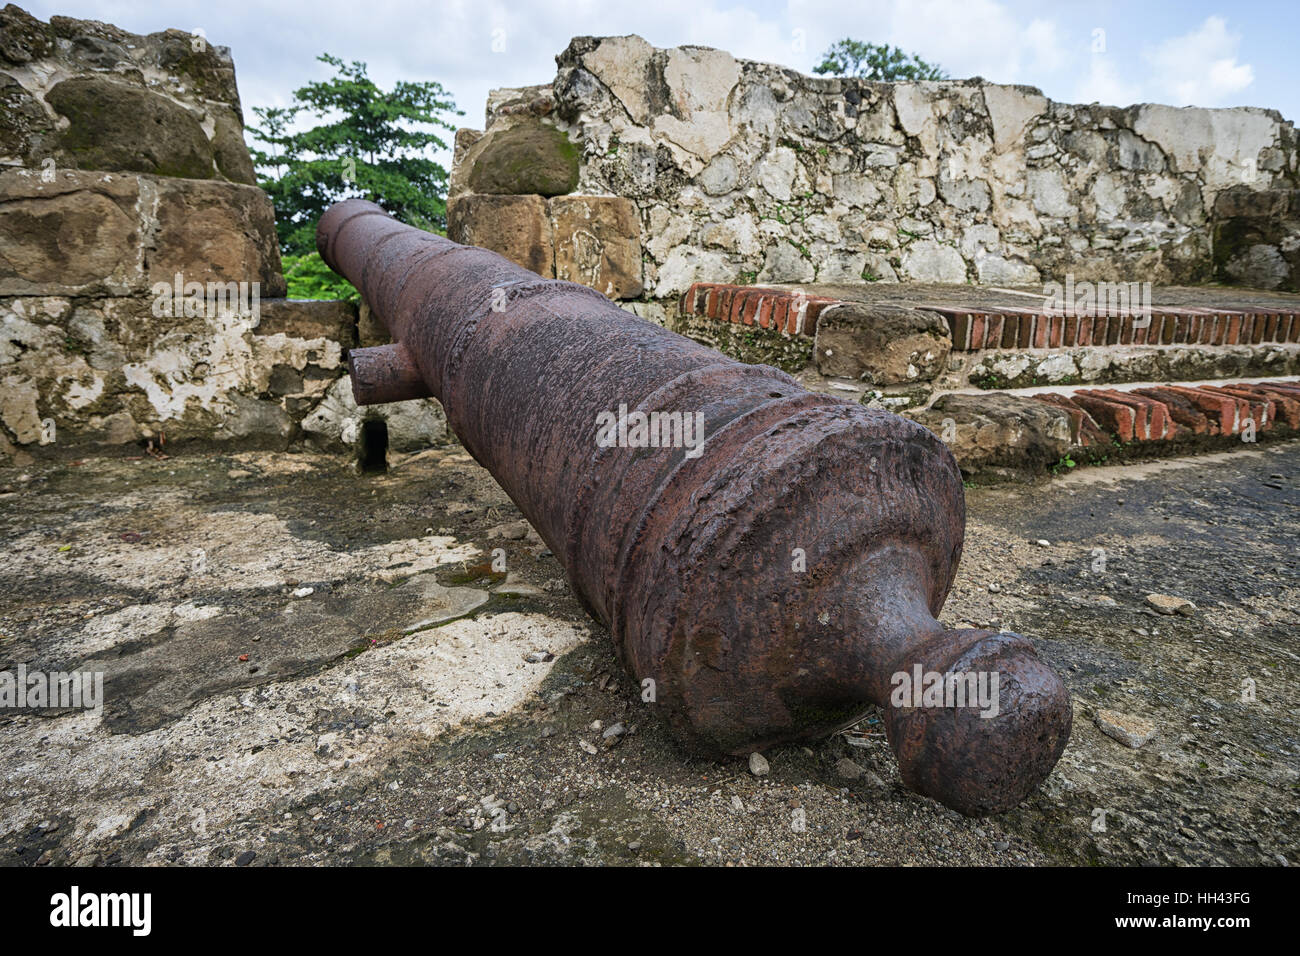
[25,0,1299,161]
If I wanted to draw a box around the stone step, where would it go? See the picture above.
[679,281,1300,391]
[680,281,1300,346]
[901,377,1300,481]
[931,303,1299,350]
[1029,380,1300,443]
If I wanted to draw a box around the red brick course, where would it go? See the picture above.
[683,284,1300,356]
[681,283,838,336]
[1133,387,1212,435]
[1066,391,1137,443]
[1090,389,1176,440]
[926,302,1300,351]
[1031,380,1300,446]
[1252,385,1300,428]
[1031,392,1108,446]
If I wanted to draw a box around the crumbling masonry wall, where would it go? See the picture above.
[0,5,447,458]
[449,35,1300,312]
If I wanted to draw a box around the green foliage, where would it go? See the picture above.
[248,55,462,256]
[282,251,359,302]
[813,39,947,81]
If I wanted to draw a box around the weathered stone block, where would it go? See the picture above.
[551,195,643,299]
[0,72,54,162]
[255,299,357,345]
[211,107,257,185]
[0,4,55,64]
[0,169,142,296]
[148,177,286,297]
[1212,186,1300,291]
[140,28,244,114]
[814,304,950,385]
[900,240,968,283]
[0,169,284,298]
[1,295,140,447]
[356,301,391,348]
[446,193,553,278]
[0,287,361,452]
[465,121,580,196]
[674,312,812,373]
[0,372,43,444]
[48,75,215,180]
[302,377,448,452]
[219,391,294,442]
[908,393,1072,479]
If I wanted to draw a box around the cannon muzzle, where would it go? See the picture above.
[317,199,1072,815]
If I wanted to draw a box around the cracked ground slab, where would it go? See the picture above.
[1,441,1296,866]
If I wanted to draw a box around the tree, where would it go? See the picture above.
[248,105,297,180]
[248,54,461,258]
[813,39,947,82]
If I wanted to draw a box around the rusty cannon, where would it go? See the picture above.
[317,199,1072,816]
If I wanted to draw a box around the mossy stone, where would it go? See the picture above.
[467,122,580,197]
[47,75,214,179]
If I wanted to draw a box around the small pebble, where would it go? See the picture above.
[1095,708,1158,748]
[1146,593,1196,616]
[835,757,864,781]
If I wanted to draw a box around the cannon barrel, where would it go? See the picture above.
[317,199,1072,815]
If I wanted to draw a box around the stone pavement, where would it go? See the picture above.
[1,441,1295,866]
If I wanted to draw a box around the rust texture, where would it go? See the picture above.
[317,199,1072,815]
[349,342,434,405]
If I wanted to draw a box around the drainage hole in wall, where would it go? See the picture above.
[359,419,388,473]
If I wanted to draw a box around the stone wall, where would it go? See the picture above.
[447,86,645,302]
[0,5,446,459]
[450,35,1300,309]
[0,4,254,184]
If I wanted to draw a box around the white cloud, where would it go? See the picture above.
[1022,19,1066,78]
[1144,16,1254,107]
[1075,55,1143,106]
[789,0,1069,86]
